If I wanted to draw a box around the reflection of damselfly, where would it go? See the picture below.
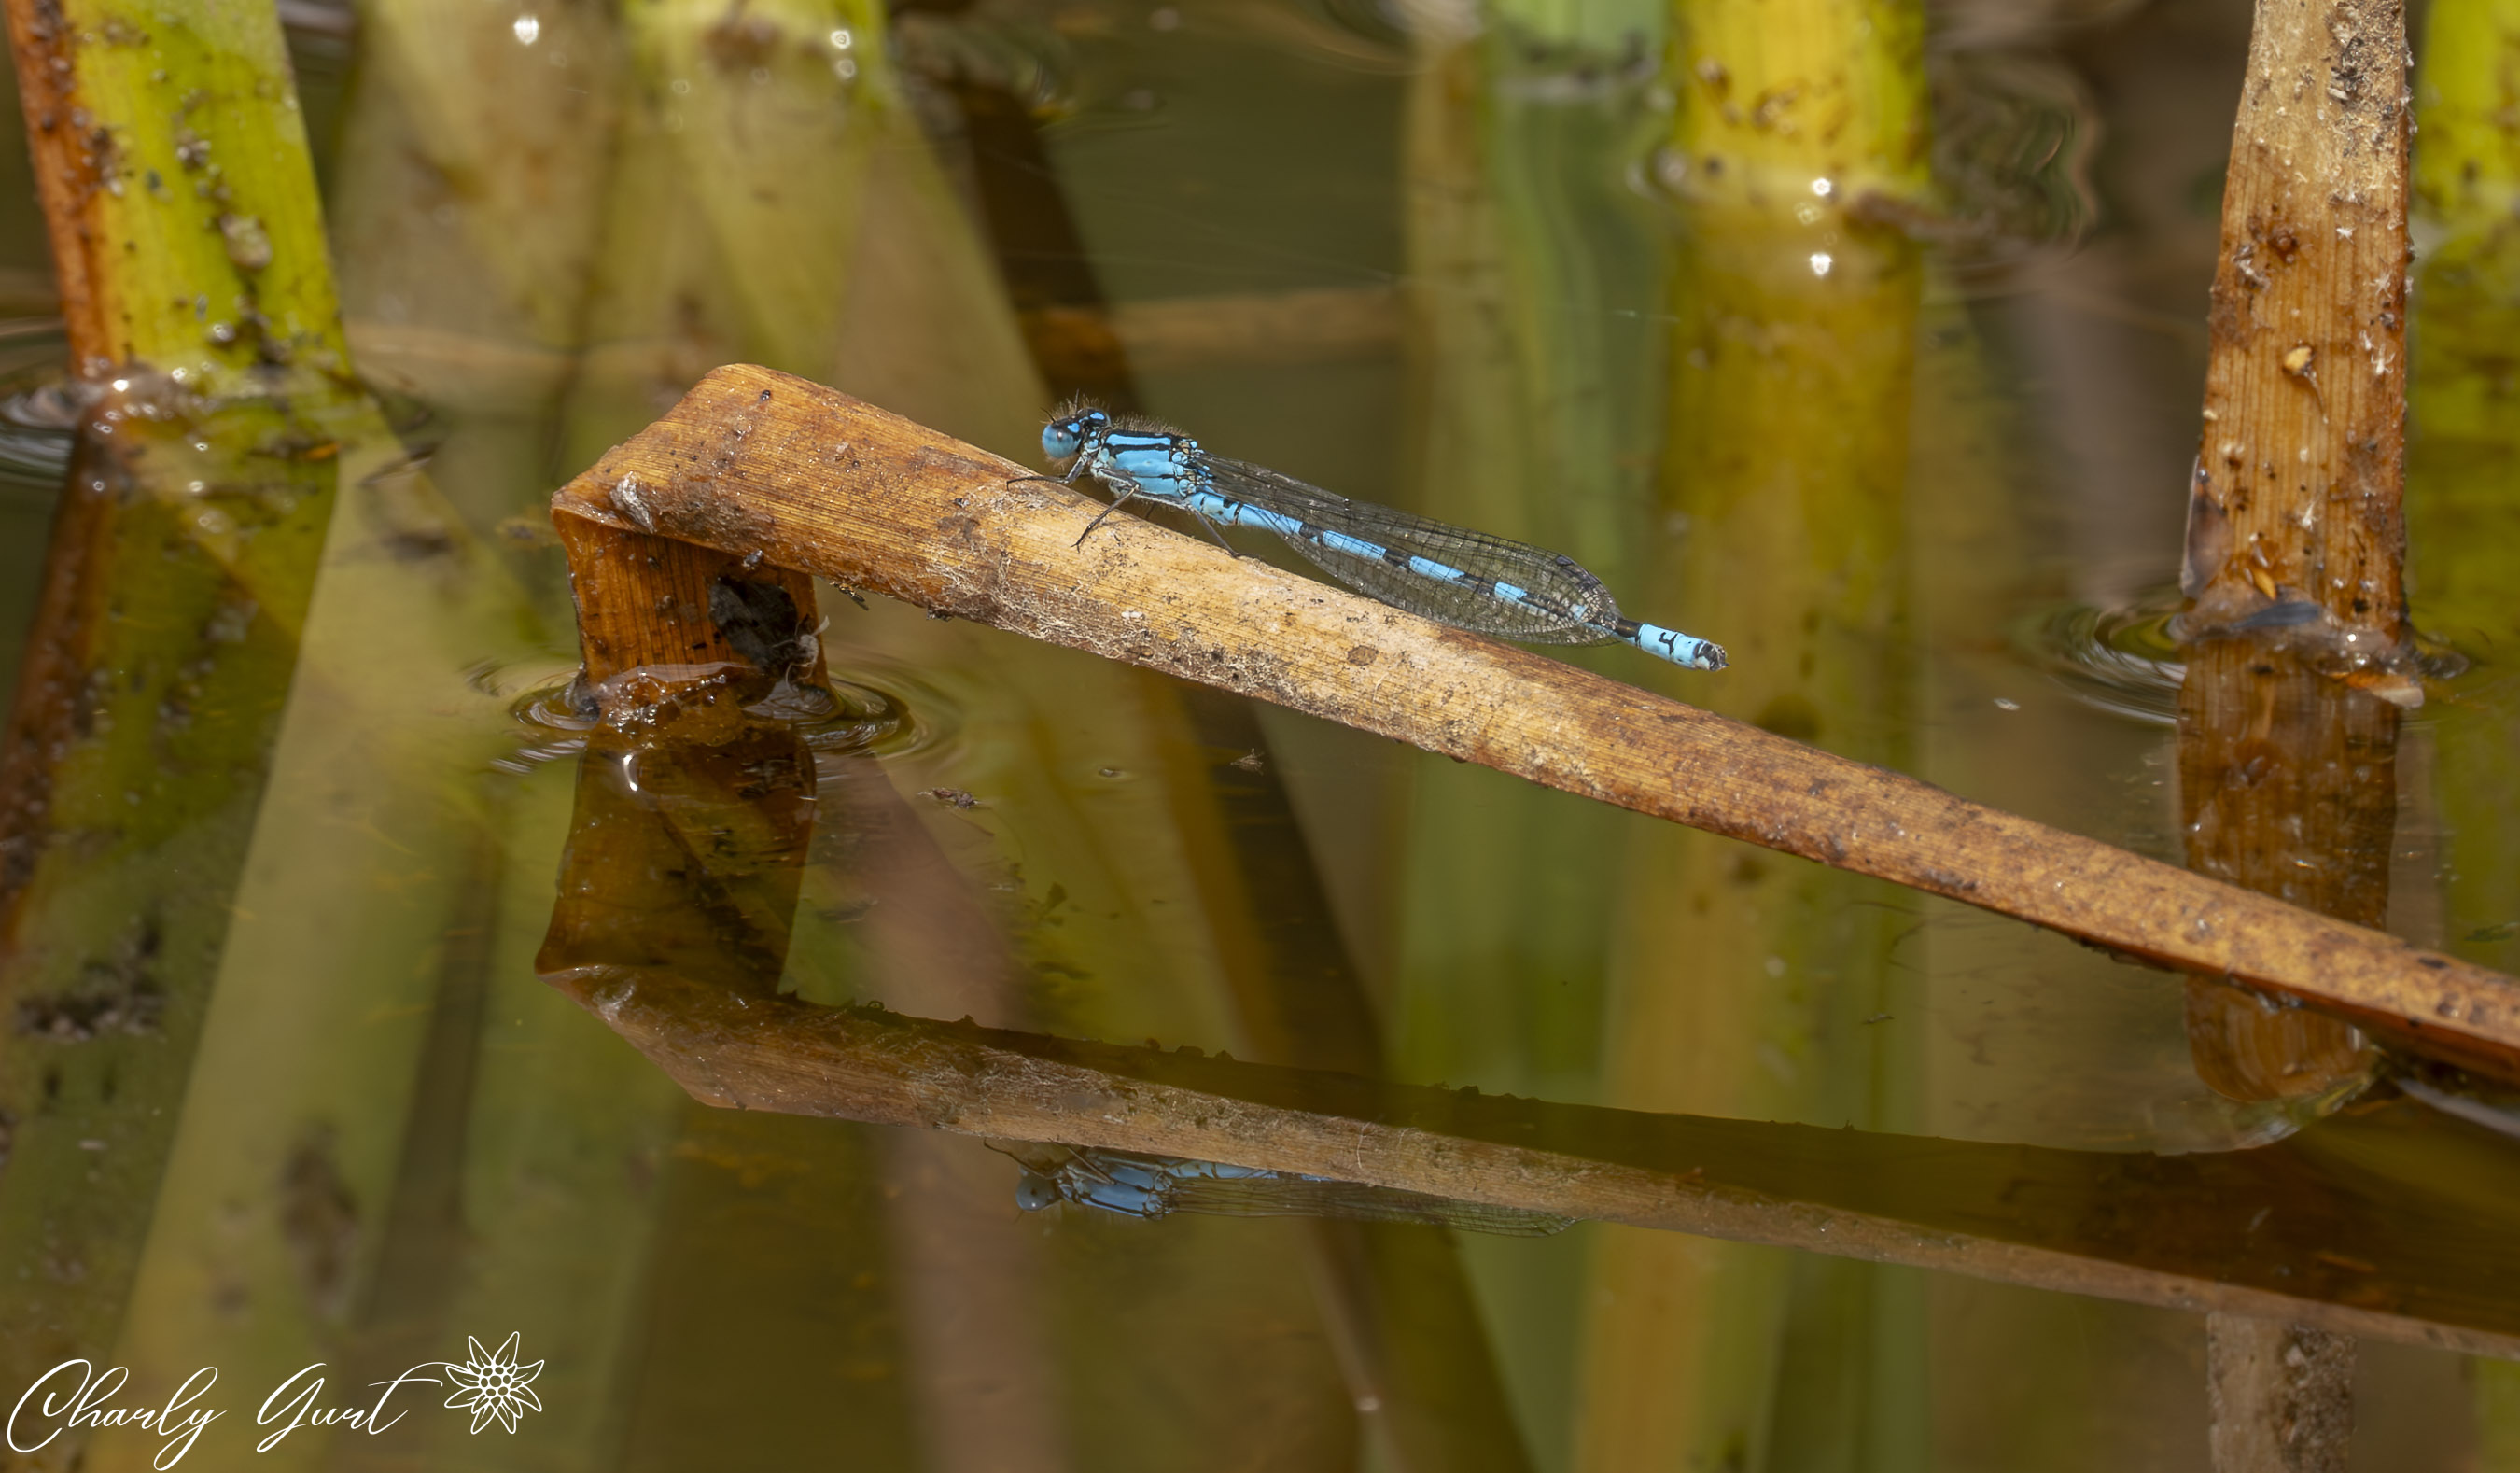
[998,1143,1576,1237]
[1028,405,1729,672]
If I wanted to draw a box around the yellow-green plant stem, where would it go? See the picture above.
[2403,0,2520,646]
[4,0,347,390]
[2410,0,2520,1452]
[0,0,358,1414]
[2409,0,2520,977]
[1580,0,1929,1466]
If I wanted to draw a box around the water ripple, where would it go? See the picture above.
[490,657,945,776]
[2022,588,2485,726]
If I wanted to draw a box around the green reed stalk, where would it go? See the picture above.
[2410,0,2520,1456]
[2409,0,2520,980]
[1578,0,1930,1466]
[0,0,355,1416]
[0,7,567,1460]
[2,0,348,390]
[2399,0,2519,648]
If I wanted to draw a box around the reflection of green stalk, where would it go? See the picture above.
[1580,0,1928,1466]
[1393,21,1668,1108]
[2400,0,2519,652]
[1392,13,1671,1459]
[328,0,628,543]
[0,411,337,1427]
[2409,0,2520,1453]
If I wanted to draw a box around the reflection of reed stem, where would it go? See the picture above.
[537,963,2520,1359]
[2177,644,2390,1105]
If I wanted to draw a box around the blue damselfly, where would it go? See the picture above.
[1031,406,1728,671]
[1000,1143,1575,1237]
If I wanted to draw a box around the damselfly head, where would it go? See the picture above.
[1041,402,1112,463]
[1015,1172,1062,1212]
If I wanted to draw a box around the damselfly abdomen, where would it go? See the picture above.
[1033,406,1728,672]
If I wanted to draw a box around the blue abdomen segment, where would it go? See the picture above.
[1617,619,1728,671]
[1182,493,1574,619]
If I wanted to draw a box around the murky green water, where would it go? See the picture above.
[2,0,2517,1469]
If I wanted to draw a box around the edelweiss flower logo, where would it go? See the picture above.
[441,1333,544,1434]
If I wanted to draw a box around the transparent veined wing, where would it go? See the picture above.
[1195,456,1625,645]
[1156,1172,1575,1238]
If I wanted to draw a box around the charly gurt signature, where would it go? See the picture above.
[7,1334,541,1468]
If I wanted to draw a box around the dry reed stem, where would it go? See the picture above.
[2186,0,2413,662]
[548,364,2520,1081]
[2177,0,2413,1112]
